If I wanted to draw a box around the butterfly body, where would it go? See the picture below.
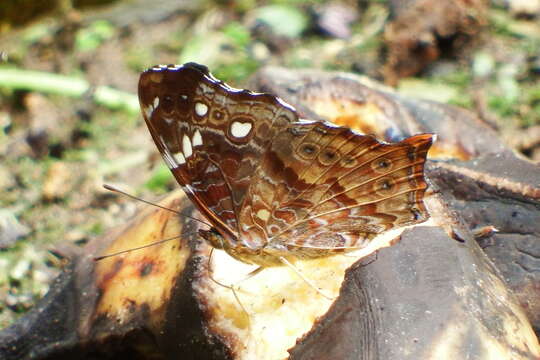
[139,63,433,267]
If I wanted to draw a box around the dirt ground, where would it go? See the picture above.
[0,0,539,329]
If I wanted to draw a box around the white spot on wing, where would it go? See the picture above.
[182,134,193,158]
[192,130,203,147]
[153,97,159,109]
[313,218,329,226]
[230,121,252,138]
[152,64,168,71]
[144,105,153,119]
[172,151,186,164]
[256,209,270,222]
[195,102,208,116]
[163,117,173,124]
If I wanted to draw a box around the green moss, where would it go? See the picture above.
[488,95,517,118]
[75,20,115,52]
[519,84,540,126]
[448,96,473,109]
[125,46,154,72]
[223,22,251,47]
[252,5,308,38]
[88,222,104,236]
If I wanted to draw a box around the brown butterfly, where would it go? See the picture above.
[138,63,433,267]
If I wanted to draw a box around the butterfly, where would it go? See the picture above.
[138,63,433,267]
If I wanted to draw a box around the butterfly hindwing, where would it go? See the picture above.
[241,120,433,250]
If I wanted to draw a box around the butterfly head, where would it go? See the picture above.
[199,228,226,250]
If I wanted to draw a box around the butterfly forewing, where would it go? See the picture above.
[139,63,297,245]
[139,63,434,265]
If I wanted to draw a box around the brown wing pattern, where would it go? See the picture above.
[139,62,433,265]
[239,120,433,251]
[138,63,297,243]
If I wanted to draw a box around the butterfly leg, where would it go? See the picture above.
[278,257,333,300]
[206,248,265,288]
[206,248,261,327]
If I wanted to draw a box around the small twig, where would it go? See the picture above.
[0,68,139,114]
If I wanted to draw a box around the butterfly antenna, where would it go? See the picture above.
[94,234,182,261]
[103,184,211,227]
[207,248,253,329]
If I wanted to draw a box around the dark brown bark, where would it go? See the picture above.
[428,152,540,333]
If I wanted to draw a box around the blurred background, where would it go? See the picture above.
[0,0,539,329]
